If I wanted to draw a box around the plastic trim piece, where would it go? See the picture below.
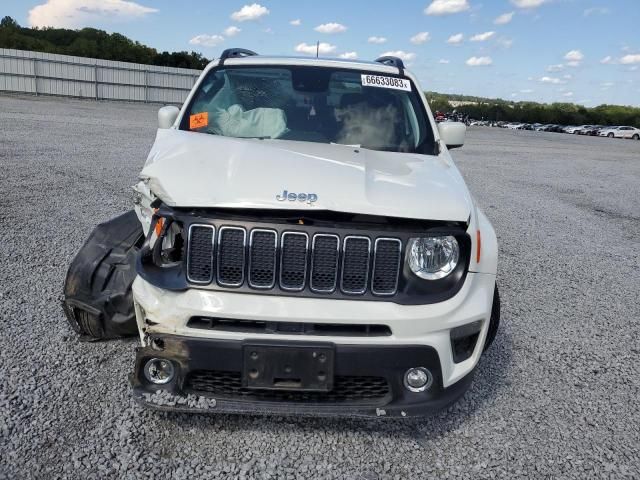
[186,224,215,285]
[279,232,309,292]
[371,237,402,296]
[309,234,340,294]
[340,236,372,295]
[248,228,278,290]
[216,226,247,288]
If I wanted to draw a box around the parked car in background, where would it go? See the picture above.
[576,125,596,135]
[541,124,564,133]
[581,125,604,136]
[598,126,631,138]
[620,127,640,140]
[563,126,581,134]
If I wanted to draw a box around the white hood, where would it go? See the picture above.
[140,129,473,222]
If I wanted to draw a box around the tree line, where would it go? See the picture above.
[0,16,209,69]
[427,92,640,128]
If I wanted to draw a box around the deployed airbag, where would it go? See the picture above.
[212,104,287,139]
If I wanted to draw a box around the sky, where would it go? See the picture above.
[3,0,640,106]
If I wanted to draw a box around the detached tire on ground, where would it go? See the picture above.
[62,211,143,340]
[483,284,500,351]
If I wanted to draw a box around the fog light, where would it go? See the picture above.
[404,367,433,392]
[143,358,175,385]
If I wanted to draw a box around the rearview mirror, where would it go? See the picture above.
[438,122,466,149]
[158,105,180,129]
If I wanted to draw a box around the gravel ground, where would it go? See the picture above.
[1,94,639,479]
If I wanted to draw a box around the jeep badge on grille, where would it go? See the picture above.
[276,190,318,205]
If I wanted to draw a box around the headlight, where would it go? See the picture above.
[146,215,184,266]
[407,236,459,280]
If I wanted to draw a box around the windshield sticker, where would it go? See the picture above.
[361,74,411,92]
[189,112,208,129]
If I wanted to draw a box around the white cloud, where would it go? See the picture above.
[295,42,336,55]
[563,91,573,97]
[339,52,358,60]
[600,55,614,64]
[494,12,514,24]
[546,64,564,72]
[380,50,416,62]
[620,54,640,65]
[289,19,301,26]
[601,82,614,88]
[470,31,495,42]
[189,34,224,47]
[497,37,513,49]
[510,0,546,8]
[466,56,493,66]
[539,76,565,84]
[564,50,584,62]
[520,89,534,93]
[231,3,269,22]
[224,26,241,37]
[439,59,450,64]
[314,22,347,34]
[447,33,464,44]
[410,32,431,45]
[563,74,572,80]
[584,7,609,16]
[424,0,470,16]
[28,0,157,28]
[368,36,388,44]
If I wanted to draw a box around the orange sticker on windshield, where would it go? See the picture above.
[189,112,208,129]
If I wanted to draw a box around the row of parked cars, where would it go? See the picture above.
[470,121,640,139]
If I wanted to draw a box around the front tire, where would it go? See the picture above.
[483,284,500,351]
[608,133,614,138]
[633,134,639,140]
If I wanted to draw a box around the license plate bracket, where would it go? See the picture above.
[242,344,334,391]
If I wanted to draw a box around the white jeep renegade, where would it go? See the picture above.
[63,49,499,418]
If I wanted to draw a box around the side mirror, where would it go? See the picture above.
[438,122,466,149]
[158,105,180,129]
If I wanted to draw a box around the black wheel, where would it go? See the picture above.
[608,133,614,138]
[633,134,639,140]
[483,283,500,351]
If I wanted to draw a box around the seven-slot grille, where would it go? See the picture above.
[187,225,402,296]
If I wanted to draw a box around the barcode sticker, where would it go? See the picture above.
[361,74,411,92]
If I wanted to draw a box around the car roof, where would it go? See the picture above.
[208,55,403,76]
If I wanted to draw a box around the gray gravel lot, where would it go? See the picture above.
[1,94,639,479]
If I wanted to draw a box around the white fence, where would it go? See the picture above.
[0,48,202,104]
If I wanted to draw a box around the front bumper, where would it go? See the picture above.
[130,335,475,418]
[133,271,496,389]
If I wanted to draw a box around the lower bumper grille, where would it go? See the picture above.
[185,370,391,404]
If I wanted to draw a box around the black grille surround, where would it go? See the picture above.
[186,224,214,283]
[139,210,472,306]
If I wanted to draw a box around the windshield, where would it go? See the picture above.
[179,66,436,154]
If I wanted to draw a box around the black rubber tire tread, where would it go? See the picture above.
[483,283,500,351]
[76,309,105,339]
